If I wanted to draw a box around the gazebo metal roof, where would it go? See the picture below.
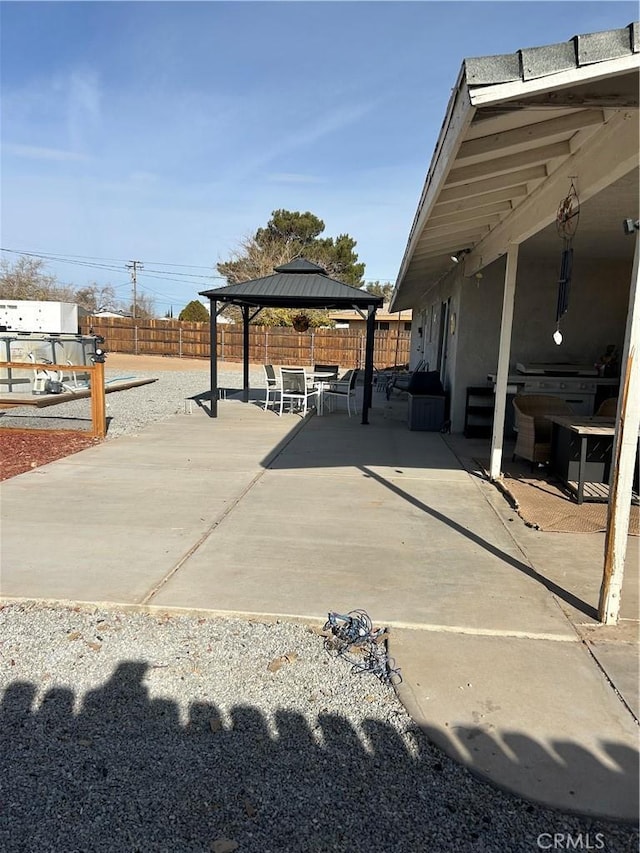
[199,258,382,423]
[200,258,383,310]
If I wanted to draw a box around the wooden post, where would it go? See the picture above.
[599,224,640,624]
[490,243,518,481]
[91,360,106,437]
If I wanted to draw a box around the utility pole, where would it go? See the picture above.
[126,260,143,319]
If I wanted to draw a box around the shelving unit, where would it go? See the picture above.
[464,386,494,438]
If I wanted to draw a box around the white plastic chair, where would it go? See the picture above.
[278,367,319,416]
[323,369,359,417]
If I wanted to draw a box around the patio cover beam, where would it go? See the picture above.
[463,111,639,276]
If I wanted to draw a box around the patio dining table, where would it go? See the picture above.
[304,370,336,416]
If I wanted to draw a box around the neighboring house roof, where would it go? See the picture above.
[329,304,413,322]
[200,258,383,310]
[391,21,639,311]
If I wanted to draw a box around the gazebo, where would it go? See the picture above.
[199,258,383,423]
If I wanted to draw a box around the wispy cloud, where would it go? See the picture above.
[266,173,324,185]
[3,143,90,162]
[62,69,102,152]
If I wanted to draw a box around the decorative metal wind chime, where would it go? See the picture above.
[553,180,580,345]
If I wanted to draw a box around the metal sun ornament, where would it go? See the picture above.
[553,180,580,345]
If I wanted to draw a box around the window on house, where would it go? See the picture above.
[376,321,390,331]
[403,321,412,331]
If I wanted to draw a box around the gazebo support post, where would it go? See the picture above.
[242,305,250,402]
[209,299,218,418]
[361,304,376,425]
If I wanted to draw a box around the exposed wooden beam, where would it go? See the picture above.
[464,111,639,275]
[429,200,512,227]
[447,141,570,185]
[422,215,502,239]
[457,109,604,162]
[414,225,491,253]
[481,93,639,110]
[434,184,527,214]
[438,165,547,203]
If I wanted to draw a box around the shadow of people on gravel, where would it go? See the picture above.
[0,662,637,852]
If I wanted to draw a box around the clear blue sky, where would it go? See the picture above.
[1,1,636,314]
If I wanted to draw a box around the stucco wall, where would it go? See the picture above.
[409,249,632,434]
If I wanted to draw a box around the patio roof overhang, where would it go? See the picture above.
[390,21,640,311]
[199,258,383,423]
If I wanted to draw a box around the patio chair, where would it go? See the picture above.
[313,364,339,383]
[278,367,319,416]
[263,364,280,412]
[323,369,359,417]
[512,394,574,468]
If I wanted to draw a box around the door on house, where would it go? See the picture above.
[437,299,450,380]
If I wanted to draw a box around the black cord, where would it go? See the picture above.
[323,610,402,685]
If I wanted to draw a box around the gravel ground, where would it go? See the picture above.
[0,367,266,437]
[0,602,637,853]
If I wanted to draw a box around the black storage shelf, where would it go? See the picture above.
[464,386,494,438]
[464,385,517,439]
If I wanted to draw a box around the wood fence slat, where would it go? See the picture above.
[81,317,410,370]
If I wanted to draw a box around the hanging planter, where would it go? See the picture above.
[292,312,310,332]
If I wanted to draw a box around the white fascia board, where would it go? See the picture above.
[468,55,639,108]
[464,110,639,275]
[393,75,476,290]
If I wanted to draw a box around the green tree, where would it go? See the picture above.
[364,281,394,302]
[179,299,210,322]
[216,210,364,327]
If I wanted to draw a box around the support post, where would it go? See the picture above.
[490,244,519,481]
[242,305,250,402]
[599,223,640,624]
[91,359,106,437]
[210,301,218,418]
[361,305,377,425]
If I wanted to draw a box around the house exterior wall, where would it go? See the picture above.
[408,247,632,433]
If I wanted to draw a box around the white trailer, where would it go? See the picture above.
[0,300,82,334]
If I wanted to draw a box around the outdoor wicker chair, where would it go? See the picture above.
[512,394,574,468]
[596,397,618,417]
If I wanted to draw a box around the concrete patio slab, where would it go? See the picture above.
[391,628,639,821]
[1,396,637,822]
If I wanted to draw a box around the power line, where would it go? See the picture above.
[0,247,218,270]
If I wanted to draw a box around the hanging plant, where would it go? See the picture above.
[292,312,310,332]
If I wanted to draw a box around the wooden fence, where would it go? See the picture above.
[81,317,411,370]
